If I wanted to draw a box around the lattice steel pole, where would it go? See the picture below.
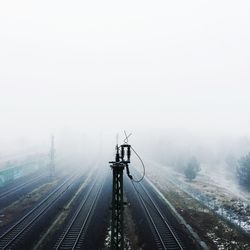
[109,144,131,249]
[110,161,124,249]
[50,135,55,177]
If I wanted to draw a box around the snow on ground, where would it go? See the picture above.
[139,159,250,234]
[200,163,250,202]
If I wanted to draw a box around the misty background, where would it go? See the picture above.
[0,1,250,185]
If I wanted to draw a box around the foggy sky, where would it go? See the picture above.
[0,0,250,146]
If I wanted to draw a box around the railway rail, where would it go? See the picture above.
[0,174,78,250]
[131,180,184,250]
[54,175,104,250]
[0,173,46,201]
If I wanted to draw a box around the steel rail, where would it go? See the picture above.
[135,187,166,249]
[139,182,184,249]
[54,178,97,249]
[54,177,104,250]
[0,174,46,200]
[0,174,77,249]
[132,181,184,250]
[73,179,103,249]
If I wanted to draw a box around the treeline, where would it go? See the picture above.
[237,152,250,190]
[182,152,250,191]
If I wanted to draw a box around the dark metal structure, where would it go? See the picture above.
[109,144,131,250]
[50,135,55,177]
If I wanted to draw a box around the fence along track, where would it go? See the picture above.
[54,176,104,250]
[132,180,184,250]
[0,174,77,250]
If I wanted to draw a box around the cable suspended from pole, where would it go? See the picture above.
[109,130,146,249]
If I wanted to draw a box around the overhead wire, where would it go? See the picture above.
[115,131,175,242]
[122,130,145,183]
[124,132,168,226]
[130,146,145,183]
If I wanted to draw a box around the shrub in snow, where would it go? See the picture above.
[184,157,201,181]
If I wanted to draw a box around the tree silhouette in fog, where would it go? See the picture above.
[237,152,250,190]
[184,157,200,181]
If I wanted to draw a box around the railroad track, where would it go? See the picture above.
[131,180,184,250]
[0,173,46,201]
[54,175,104,250]
[0,174,78,250]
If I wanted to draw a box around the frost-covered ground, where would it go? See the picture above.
[138,160,250,234]
[201,163,250,202]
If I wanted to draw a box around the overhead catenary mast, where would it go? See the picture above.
[109,133,132,250]
[50,135,55,177]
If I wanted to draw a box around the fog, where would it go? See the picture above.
[0,1,250,177]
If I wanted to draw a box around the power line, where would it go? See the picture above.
[130,146,145,183]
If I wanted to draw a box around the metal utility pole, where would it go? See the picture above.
[109,143,131,250]
[50,135,55,177]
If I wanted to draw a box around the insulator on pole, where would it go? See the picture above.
[109,141,132,249]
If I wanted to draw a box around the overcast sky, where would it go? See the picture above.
[0,0,249,144]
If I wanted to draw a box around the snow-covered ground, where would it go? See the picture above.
[139,160,250,234]
[201,163,250,202]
